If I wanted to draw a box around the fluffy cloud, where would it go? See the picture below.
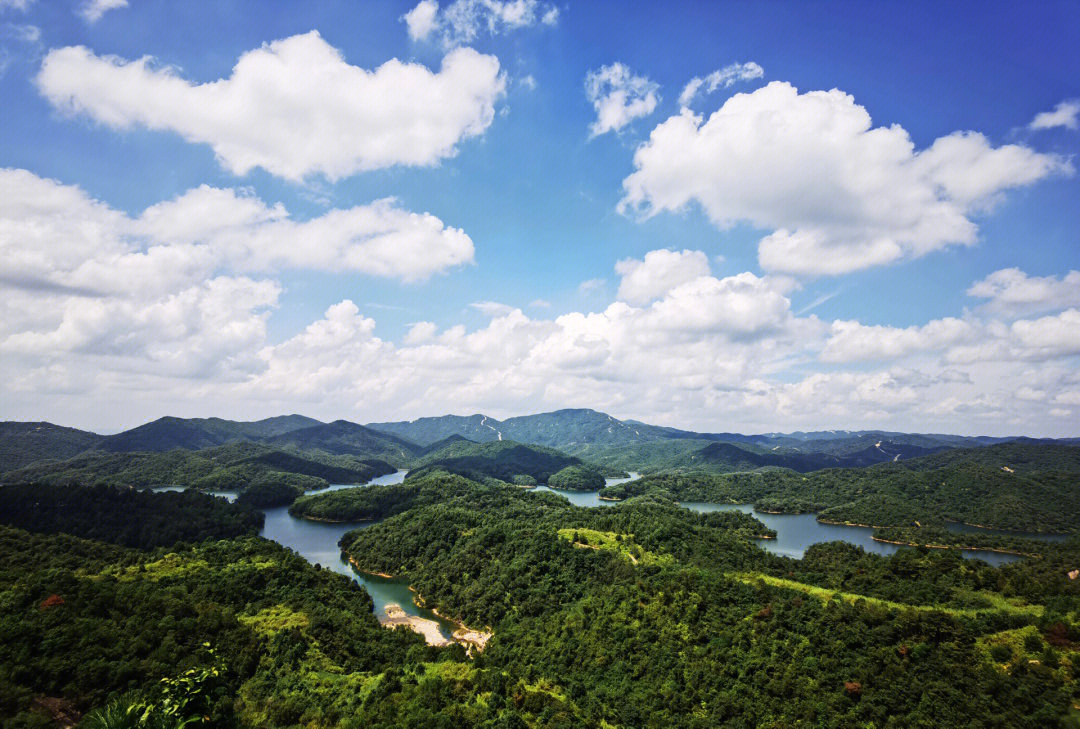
[967,268,1080,316]
[585,63,659,137]
[0,0,34,11]
[79,0,127,23]
[404,0,440,40]
[822,318,977,362]
[620,81,1070,275]
[37,32,505,181]
[615,248,711,305]
[5,224,1079,436]
[1009,309,1080,360]
[135,186,475,281]
[678,62,764,106]
[1029,99,1080,131]
[238,265,1078,434]
[0,168,474,377]
[248,266,817,417]
[403,0,558,47]
[822,307,1080,366]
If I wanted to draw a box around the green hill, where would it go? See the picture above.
[0,421,103,472]
[263,420,421,463]
[99,415,323,452]
[1,442,390,496]
[409,439,584,483]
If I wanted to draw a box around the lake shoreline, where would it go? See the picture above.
[870,537,1040,558]
[295,514,374,524]
[348,558,492,651]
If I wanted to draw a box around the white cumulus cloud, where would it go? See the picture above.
[968,267,1080,316]
[585,62,659,137]
[404,0,440,40]
[615,248,711,305]
[0,168,475,377]
[620,81,1071,275]
[37,32,506,181]
[1029,99,1080,131]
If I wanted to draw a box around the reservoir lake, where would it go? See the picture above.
[160,468,1062,638]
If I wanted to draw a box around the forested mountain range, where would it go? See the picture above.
[3,409,1077,479]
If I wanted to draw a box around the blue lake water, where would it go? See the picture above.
[532,472,639,507]
[523,476,1025,565]
[158,466,1050,622]
[680,502,1023,566]
[154,470,459,640]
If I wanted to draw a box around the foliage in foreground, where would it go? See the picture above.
[3,473,1080,728]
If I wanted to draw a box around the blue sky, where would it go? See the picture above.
[1,0,1078,435]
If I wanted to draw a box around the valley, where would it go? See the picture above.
[1,409,1079,728]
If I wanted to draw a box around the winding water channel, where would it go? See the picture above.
[159,469,1062,640]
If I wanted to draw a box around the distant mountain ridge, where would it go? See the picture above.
[2,409,1077,476]
[0,422,104,472]
[263,420,420,463]
[369,408,701,448]
[410,439,588,483]
[98,415,324,453]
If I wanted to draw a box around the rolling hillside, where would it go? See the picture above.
[0,422,103,472]
[264,420,421,463]
[98,415,323,452]
[409,439,587,483]
[2,441,391,491]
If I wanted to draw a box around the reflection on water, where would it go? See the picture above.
[680,502,1022,565]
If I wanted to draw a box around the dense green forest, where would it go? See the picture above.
[336,477,1080,728]
[408,439,603,484]
[1,442,392,500]
[3,420,1080,727]
[0,423,103,473]
[95,416,323,453]
[872,527,1077,558]
[0,484,262,549]
[596,447,1080,532]
[546,464,606,490]
[262,421,420,463]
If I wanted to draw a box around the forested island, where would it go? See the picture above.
[1,412,1079,727]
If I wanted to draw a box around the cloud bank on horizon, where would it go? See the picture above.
[0,1,1078,435]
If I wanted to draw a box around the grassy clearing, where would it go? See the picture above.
[557,527,673,567]
[100,552,277,582]
[240,604,310,636]
[732,572,1044,618]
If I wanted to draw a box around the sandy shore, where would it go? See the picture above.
[349,561,494,651]
[382,604,453,647]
